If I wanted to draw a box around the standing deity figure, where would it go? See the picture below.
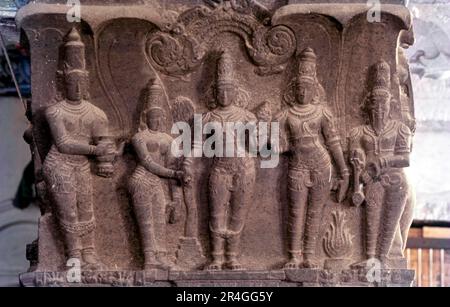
[349,61,413,268]
[276,48,350,269]
[129,99,184,270]
[42,28,117,270]
[186,51,257,271]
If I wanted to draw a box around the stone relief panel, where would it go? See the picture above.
[17,0,417,286]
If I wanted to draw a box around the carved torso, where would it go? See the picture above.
[202,106,257,171]
[131,129,173,183]
[350,120,412,165]
[279,104,338,170]
[45,100,108,165]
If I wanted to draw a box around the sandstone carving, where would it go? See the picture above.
[42,28,118,271]
[349,60,414,269]
[17,0,417,287]
[185,51,258,271]
[276,47,350,269]
[128,79,185,270]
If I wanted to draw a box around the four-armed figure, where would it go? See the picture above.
[276,48,350,269]
[185,51,257,271]
[43,28,117,270]
[349,61,413,268]
[129,102,184,270]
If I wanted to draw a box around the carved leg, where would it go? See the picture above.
[152,186,173,269]
[52,191,81,261]
[44,163,82,263]
[302,169,330,269]
[351,182,383,269]
[285,170,309,269]
[379,183,408,265]
[207,169,231,271]
[226,169,256,270]
[76,169,102,270]
[130,180,163,270]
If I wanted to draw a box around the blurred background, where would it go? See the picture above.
[1,0,450,287]
[0,0,37,287]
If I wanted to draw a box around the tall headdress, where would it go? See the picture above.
[216,51,235,87]
[63,28,87,75]
[371,60,391,93]
[139,78,167,131]
[296,47,317,84]
[363,60,392,115]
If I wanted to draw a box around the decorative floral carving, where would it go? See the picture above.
[323,211,353,259]
[146,5,296,76]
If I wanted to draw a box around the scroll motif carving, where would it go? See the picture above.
[147,2,296,76]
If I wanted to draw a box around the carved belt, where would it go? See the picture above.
[59,218,95,236]
[209,223,245,239]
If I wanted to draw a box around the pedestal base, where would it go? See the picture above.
[175,237,206,270]
[19,269,415,287]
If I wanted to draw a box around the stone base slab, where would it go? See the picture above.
[19,269,415,287]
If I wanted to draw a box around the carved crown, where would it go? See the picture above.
[371,60,391,93]
[296,47,317,83]
[63,28,87,75]
[144,78,166,112]
[216,51,236,86]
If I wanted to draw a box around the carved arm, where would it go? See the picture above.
[132,136,179,179]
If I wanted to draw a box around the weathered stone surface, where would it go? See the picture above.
[16,0,417,287]
[19,268,415,287]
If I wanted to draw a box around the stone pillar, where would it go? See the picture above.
[17,0,416,287]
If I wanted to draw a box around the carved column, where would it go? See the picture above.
[17,0,416,287]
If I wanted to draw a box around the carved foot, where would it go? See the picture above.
[226,260,244,271]
[301,259,319,269]
[283,259,301,269]
[145,251,174,271]
[205,260,225,271]
[82,254,106,271]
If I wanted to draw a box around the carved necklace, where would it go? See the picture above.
[60,100,90,115]
[289,104,320,120]
[211,106,241,122]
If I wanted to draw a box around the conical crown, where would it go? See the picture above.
[371,60,391,92]
[63,28,86,75]
[216,51,235,86]
[296,47,317,83]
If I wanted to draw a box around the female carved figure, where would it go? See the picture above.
[129,106,184,270]
[43,28,116,270]
[276,48,349,269]
[349,61,413,268]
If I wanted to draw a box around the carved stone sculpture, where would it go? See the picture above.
[348,60,414,269]
[323,210,353,271]
[276,47,350,269]
[128,99,183,270]
[42,28,117,271]
[186,51,258,271]
[17,0,417,287]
